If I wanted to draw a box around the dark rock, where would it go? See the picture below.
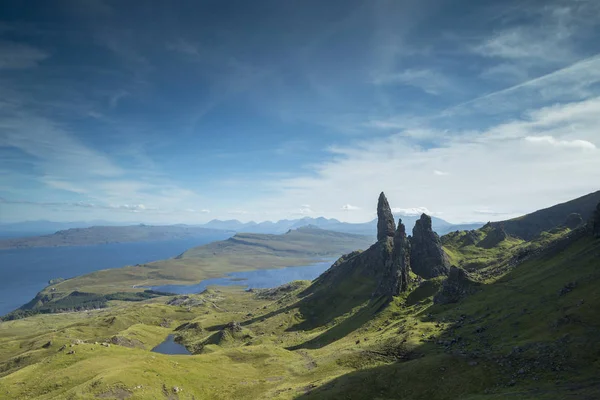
[410,214,450,278]
[564,213,583,229]
[225,321,242,332]
[558,282,577,297]
[377,192,396,242]
[462,231,480,246]
[593,202,600,238]
[42,340,52,349]
[376,219,410,296]
[110,336,144,348]
[477,224,508,249]
[434,266,480,304]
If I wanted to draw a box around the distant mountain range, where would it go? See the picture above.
[198,215,484,237]
[0,215,482,243]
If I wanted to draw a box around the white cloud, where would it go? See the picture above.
[341,204,360,211]
[391,207,432,216]
[372,69,452,95]
[201,209,211,214]
[524,136,596,150]
[257,96,600,223]
[433,170,449,176]
[0,41,49,69]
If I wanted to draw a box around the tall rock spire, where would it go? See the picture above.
[377,192,396,242]
[392,219,410,293]
[410,213,449,279]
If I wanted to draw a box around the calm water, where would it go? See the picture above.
[151,335,191,355]
[0,235,230,316]
[151,260,334,294]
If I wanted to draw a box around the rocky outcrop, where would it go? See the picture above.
[477,224,508,249]
[410,214,450,279]
[564,213,583,230]
[593,203,600,238]
[377,192,396,242]
[392,220,410,293]
[375,219,410,296]
[434,266,480,304]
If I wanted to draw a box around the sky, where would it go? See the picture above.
[1,0,599,225]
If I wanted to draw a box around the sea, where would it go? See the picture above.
[0,235,230,316]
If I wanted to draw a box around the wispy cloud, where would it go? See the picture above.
[341,204,360,211]
[372,69,453,95]
[524,136,596,150]
[392,207,433,216]
[0,41,49,69]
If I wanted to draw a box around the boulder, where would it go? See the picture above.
[377,192,396,242]
[434,266,480,304]
[410,214,450,279]
[564,213,583,230]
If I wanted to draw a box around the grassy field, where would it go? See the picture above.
[1,222,599,399]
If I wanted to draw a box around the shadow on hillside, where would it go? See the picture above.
[294,236,600,399]
[286,296,389,350]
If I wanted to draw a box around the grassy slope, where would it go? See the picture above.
[2,231,599,399]
[491,190,600,240]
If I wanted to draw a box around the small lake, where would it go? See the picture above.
[151,335,191,355]
[0,234,231,317]
[151,260,334,294]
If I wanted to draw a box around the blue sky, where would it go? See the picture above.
[1,0,599,224]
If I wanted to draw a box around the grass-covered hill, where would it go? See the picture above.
[490,190,600,240]
[2,227,372,320]
[1,194,599,399]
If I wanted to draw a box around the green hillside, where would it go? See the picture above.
[1,197,599,399]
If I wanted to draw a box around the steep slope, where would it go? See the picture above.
[491,190,600,240]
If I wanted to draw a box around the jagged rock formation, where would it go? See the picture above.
[564,213,583,230]
[593,203,600,238]
[375,219,410,296]
[377,192,396,242]
[433,266,480,304]
[410,214,450,279]
[477,223,508,249]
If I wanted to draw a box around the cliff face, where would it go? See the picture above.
[377,192,396,242]
[410,214,450,279]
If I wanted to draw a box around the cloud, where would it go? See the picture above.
[166,39,199,56]
[372,69,452,95]
[109,90,129,108]
[433,170,449,176]
[391,207,432,216]
[443,54,600,118]
[341,204,360,211]
[524,136,596,150]
[261,96,600,222]
[0,41,49,69]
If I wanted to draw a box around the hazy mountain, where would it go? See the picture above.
[198,215,484,237]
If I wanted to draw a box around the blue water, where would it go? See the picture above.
[151,335,191,355]
[151,260,333,294]
[0,235,231,316]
